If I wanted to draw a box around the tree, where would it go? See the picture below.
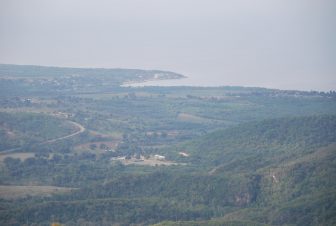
[99,143,107,150]
[90,143,97,150]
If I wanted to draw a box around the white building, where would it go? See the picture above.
[153,154,165,160]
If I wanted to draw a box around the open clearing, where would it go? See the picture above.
[74,141,120,154]
[1,120,86,154]
[112,156,180,166]
[177,112,208,123]
[0,152,35,162]
[0,185,74,199]
[40,120,85,144]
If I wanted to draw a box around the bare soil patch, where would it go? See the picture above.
[177,113,208,123]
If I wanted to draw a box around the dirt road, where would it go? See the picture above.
[0,120,85,153]
[40,121,85,144]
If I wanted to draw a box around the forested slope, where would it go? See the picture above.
[176,115,336,167]
[1,115,335,225]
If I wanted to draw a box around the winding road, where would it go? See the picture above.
[40,121,85,144]
[0,120,85,154]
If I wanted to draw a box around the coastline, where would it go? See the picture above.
[121,76,187,87]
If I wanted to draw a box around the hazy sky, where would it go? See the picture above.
[0,0,335,91]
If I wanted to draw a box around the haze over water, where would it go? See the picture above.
[1,0,335,91]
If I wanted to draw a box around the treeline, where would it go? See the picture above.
[1,197,212,226]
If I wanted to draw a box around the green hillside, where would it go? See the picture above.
[0,112,78,151]
[2,115,335,225]
[176,115,336,168]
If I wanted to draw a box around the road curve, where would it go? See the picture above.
[0,120,85,153]
[40,121,85,144]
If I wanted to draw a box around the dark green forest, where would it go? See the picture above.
[0,64,335,226]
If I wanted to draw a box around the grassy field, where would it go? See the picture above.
[112,155,180,166]
[73,141,120,154]
[0,152,35,162]
[0,185,74,199]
